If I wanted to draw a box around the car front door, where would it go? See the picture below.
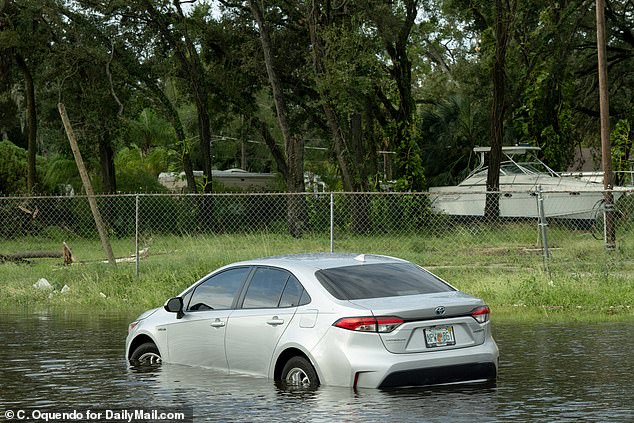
[225,268,305,377]
[164,267,251,371]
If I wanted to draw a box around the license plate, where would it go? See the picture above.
[424,326,455,347]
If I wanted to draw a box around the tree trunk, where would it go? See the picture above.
[142,0,211,192]
[374,0,422,191]
[194,88,213,192]
[15,54,36,193]
[307,1,359,192]
[172,0,211,192]
[485,0,510,220]
[99,137,117,194]
[248,0,297,162]
[249,0,305,236]
[0,242,73,265]
[350,113,371,233]
[257,119,288,180]
[182,149,196,193]
[322,103,356,191]
[147,80,196,192]
[286,135,306,237]
[364,106,379,189]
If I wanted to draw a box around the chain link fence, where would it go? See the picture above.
[2,191,634,276]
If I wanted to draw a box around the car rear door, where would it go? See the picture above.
[225,267,304,377]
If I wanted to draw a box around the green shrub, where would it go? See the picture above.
[0,140,28,194]
[115,147,170,193]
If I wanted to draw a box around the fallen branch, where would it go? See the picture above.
[0,242,73,265]
[101,248,150,264]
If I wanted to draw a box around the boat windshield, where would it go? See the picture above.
[500,163,526,175]
[467,161,558,179]
[516,162,558,176]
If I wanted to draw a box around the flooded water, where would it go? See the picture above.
[0,313,633,422]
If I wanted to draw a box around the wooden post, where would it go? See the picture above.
[596,0,616,250]
[58,103,117,265]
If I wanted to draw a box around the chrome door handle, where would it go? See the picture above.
[210,319,225,328]
[266,317,284,326]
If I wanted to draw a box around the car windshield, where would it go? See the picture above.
[315,263,455,300]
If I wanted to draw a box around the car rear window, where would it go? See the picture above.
[315,263,455,300]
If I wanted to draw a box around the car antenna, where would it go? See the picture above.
[354,254,365,262]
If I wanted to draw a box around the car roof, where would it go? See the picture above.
[232,253,409,272]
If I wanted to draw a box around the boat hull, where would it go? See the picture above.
[429,188,614,221]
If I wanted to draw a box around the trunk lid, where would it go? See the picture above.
[348,291,488,354]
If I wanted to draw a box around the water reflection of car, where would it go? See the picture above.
[126,253,499,389]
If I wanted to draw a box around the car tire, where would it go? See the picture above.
[281,356,319,389]
[130,342,161,365]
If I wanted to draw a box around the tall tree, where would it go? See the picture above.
[51,5,128,193]
[484,0,512,218]
[0,0,51,192]
[368,0,425,191]
[247,0,306,236]
[308,0,356,192]
[99,0,215,191]
[114,42,198,192]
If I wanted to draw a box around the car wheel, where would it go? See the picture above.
[281,356,319,389]
[130,342,161,365]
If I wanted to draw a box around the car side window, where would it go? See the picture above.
[242,268,290,309]
[279,275,305,308]
[298,288,311,306]
[187,267,250,311]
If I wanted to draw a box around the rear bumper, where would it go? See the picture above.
[355,340,498,389]
[310,328,499,388]
[378,361,496,388]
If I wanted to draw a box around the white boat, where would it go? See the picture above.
[429,146,621,222]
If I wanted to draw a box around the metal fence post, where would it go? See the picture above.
[603,197,616,250]
[330,192,334,253]
[537,186,550,267]
[135,194,140,277]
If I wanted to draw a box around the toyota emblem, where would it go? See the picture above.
[435,306,446,315]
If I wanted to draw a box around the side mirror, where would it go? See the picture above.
[164,297,184,319]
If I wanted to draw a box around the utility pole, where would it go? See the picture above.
[596,0,616,250]
[59,103,117,265]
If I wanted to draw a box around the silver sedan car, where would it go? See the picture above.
[126,253,498,389]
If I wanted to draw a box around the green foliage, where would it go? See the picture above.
[0,143,83,195]
[393,123,426,191]
[419,95,488,186]
[41,155,81,194]
[611,119,632,186]
[125,109,177,153]
[115,147,170,193]
[0,28,19,49]
[0,140,27,193]
[512,68,576,171]
[315,21,382,115]
[0,92,18,128]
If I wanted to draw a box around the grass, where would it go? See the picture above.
[1,224,633,322]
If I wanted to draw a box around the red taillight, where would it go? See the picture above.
[128,321,139,334]
[333,316,404,333]
[471,306,490,323]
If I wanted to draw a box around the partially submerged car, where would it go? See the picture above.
[126,253,498,389]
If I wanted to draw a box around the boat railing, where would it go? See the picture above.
[559,170,634,187]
